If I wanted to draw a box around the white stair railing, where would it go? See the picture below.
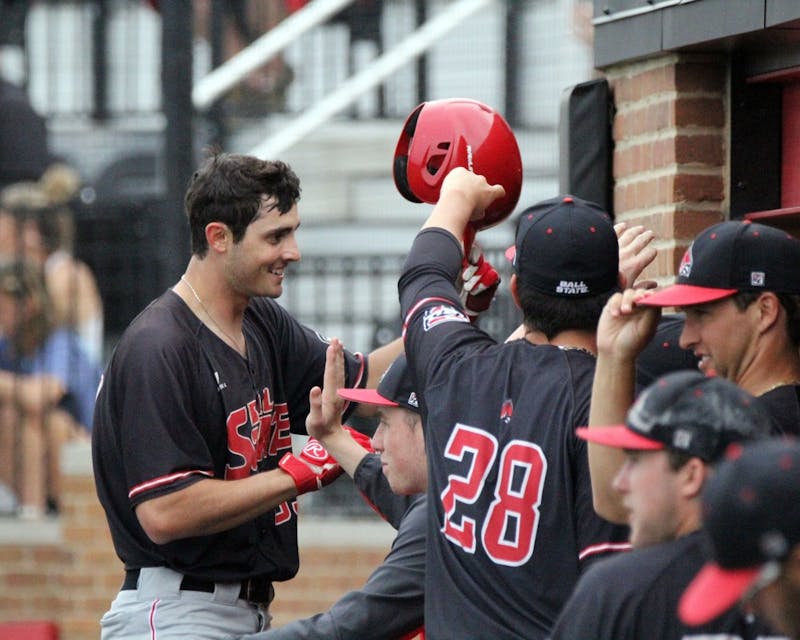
[249,0,496,160]
[192,0,356,110]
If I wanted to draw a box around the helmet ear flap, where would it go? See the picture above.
[394,155,422,203]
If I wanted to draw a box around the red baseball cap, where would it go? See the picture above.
[639,220,800,308]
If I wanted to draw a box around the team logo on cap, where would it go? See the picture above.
[422,304,469,331]
[408,392,419,408]
[750,271,765,287]
[556,280,589,295]
[678,245,693,278]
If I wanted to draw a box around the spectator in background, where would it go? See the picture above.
[0,260,101,518]
[0,73,50,189]
[189,0,295,115]
[1,165,105,364]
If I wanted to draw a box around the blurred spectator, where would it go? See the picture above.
[1,165,105,364]
[0,260,101,518]
[0,77,50,190]
[189,0,295,115]
[0,0,30,85]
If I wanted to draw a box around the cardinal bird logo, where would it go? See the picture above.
[500,399,514,424]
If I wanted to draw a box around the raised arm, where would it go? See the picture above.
[586,288,661,522]
[306,338,373,477]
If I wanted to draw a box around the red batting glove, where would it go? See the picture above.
[343,425,375,452]
[460,243,500,322]
[279,437,343,495]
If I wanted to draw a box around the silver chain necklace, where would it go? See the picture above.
[181,274,246,355]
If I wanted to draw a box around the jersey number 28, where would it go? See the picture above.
[440,424,547,566]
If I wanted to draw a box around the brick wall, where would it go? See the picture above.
[0,441,395,639]
[605,53,730,283]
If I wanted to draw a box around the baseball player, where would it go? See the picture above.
[238,344,426,640]
[92,153,402,639]
[583,220,800,524]
[398,167,633,639]
[549,370,778,640]
[679,439,800,639]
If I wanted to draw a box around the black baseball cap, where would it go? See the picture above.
[576,370,771,461]
[640,220,800,308]
[338,354,419,413]
[505,195,619,298]
[679,439,800,626]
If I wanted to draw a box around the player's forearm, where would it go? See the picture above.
[587,352,636,524]
[421,188,472,241]
[135,472,298,545]
[315,428,369,478]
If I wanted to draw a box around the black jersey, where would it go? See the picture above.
[549,530,783,640]
[759,384,800,436]
[92,290,366,582]
[399,228,630,640]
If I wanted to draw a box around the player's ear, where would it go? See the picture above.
[205,222,231,253]
[680,457,708,500]
[754,291,781,335]
[510,273,521,310]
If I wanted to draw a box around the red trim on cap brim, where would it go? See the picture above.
[678,563,760,626]
[637,285,738,308]
[575,426,665,450]
[337,388,398,407]
[505,245,515,262]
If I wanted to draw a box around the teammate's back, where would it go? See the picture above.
[399,175,632,639]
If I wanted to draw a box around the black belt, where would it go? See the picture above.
[122,569,274,605]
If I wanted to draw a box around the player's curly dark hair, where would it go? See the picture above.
[184,151,301,256]
[732,290,800,348]
[516,282,615,339]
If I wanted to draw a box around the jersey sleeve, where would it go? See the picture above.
[353,454,416,529]
[104,321,216,505]
[239,497,427,640]
[398,227,490,393]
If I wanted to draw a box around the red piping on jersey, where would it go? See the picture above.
[402,297,457,338]
[128,470,214,500]
[578,541,632,561]
[353,351,367,388]
[340,352,367,415]
[149,598,160,639]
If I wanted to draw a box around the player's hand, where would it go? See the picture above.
[279,438,343,495]
[596,289,661,362]
[441,167,505,225]
[459,242,500,322]
[306,338,346,441]
[615,221,657,290]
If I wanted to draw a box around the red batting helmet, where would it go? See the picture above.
[393,98,523,230]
